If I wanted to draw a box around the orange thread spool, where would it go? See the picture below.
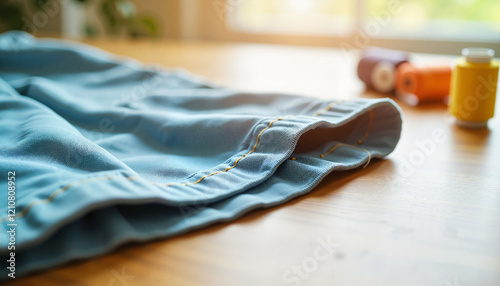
[396,62,452,104]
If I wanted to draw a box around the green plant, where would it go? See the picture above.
[0,2,25,32]
[0,0,160,38]
[98,0,160,37]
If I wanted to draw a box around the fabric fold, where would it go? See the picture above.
[0,31,402,276]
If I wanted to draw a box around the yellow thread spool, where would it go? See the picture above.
[449,48,499,128]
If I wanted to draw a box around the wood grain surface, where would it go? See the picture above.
[6,38,500,286]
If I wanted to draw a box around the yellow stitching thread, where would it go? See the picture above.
[318,107,374,168]
[357,109,374,145]
[152,116,289,187]
[284,100,344,163]
[313,100,344,117]
[2,100,352,222]
[0,116,288,222]
[0,116,289,222]
[320,143,372,169]
[0,176,138,222]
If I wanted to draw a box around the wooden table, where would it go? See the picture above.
[7,38,500,286]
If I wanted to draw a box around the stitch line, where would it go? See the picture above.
[318,108,374,168]
[320,143,372,169]
[0,117,288,221]
[313,100,344,117]
[0,176,138,222]
[2,100,350,222]
[357,109,374,145]
[152,116,289,187]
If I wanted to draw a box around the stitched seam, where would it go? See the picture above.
[320,143,372,168]
[319,108,375,168]
[313,100,344,117]
[357,109,374,145]
[1,100,346,222]
[151,116,290,187]
[0,115,292,221]
[0,176,138,222]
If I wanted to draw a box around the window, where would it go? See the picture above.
[364,0,500,42]
[229,0,356,35]
[228,0,500,43]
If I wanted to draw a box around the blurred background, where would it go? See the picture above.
[1,0,499,54]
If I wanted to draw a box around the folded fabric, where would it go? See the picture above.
[0,31,402,277]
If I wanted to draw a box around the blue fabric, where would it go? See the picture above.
[0,31,402,276]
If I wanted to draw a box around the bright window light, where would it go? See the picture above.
[228,0,500,42]
[364,0,500,41]
[228,0,356,35]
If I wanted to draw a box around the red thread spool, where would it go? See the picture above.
[357,47,409,93]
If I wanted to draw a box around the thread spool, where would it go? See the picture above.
[449,48,499,128]
[395,62,452,105]
[357,47,409,93]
